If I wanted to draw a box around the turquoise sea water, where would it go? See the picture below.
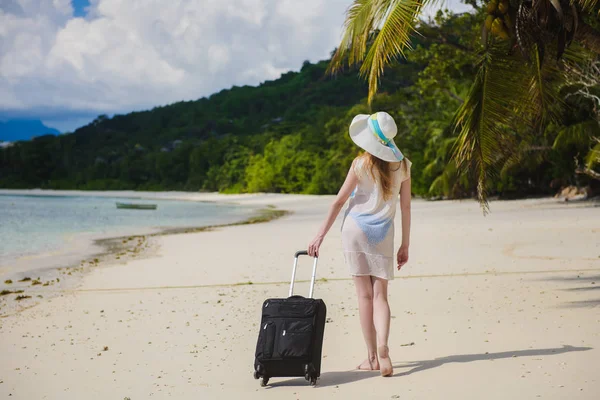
[0,194,254,266]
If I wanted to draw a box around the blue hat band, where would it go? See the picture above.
[367,115,404,161]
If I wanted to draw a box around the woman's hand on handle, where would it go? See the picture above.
[397,245,409,270]
[308,235,324,257]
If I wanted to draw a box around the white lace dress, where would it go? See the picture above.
[340,156,411,280]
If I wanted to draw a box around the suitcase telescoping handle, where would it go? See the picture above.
[289,250,318,298]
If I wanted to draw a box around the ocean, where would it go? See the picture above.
[0,193,255,270]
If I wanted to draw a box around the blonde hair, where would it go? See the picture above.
[360,152,407,201]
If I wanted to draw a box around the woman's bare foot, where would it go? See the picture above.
[356,354,380,371]
[378,345,393,377]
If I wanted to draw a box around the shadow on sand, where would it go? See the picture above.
[266,345,591,388]
[542,274,600,283]
[559,299,600,308]
[392,345,591,378]
[539,274,600,308]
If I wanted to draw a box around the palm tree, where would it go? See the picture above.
[329,0,600,212]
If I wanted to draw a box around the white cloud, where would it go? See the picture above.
[207,44,231,74]
[0,0,472,131]
[0,0,353,121]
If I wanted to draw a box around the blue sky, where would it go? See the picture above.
[0,0,473,134]
[72,0,91,18]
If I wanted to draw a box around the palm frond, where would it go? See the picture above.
[428,160,467,198]
[553,120,600,149]
[328,0,377,74]
[451,44,532,213]
[360,0,425,103]
[499,127,559,181]
[499,149,525,181]
[329,0,442,103]
[561,43,595,67]
[423,159,442,178]
[440,137,457,157]
[428,174,447,196]
[572,0,599,13]
[585,139,600,169]
[526,45,567,129]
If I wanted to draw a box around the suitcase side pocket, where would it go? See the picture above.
[256,321,276,360]
[264,322,276,359]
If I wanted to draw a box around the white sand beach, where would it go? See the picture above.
[0,192,599,399]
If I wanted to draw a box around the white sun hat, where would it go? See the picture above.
[349,111,404,162]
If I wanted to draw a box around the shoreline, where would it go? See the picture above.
[1,189,598,319]
[3,187,598,201]
[0,188,289,203]
[0,192,291,317]
[0,189,241,205]
[0,189,275,268]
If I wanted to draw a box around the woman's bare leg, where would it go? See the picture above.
[372,277,393,376]
[353,276,379,370]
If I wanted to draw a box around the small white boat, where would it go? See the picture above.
[116,202,157,210]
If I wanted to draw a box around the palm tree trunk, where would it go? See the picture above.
[575,21,600,55]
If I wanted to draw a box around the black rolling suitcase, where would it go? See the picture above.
[253,250,327,387]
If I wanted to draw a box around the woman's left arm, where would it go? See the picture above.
[307,164,358,257]
[397,178,411,270]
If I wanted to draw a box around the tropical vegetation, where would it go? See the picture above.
[330,0,600,210]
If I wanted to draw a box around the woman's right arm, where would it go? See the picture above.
[307,161,358,257]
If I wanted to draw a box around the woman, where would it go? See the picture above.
[307,111,411,377]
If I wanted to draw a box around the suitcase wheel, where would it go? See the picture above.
[260,377,269,387]
[304,364,318,386]
[305,373,318,386]
[253,370,260,380]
